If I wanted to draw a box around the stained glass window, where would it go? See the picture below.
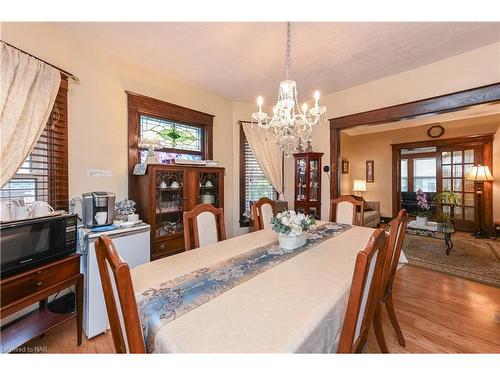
[140,115,203,153]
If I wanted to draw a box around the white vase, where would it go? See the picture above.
[278,232,307,250]
[416,216,428,226]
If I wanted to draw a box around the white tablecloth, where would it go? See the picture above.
[131,223,376,353]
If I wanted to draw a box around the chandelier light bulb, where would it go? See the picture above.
[257,96,263,112]
[314,90,320,108]
[302,103,308,113]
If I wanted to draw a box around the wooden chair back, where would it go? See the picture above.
[338,229,387,353]
[382,209,408,295]
[94,235,146,353]
[183,203,227,250]
[330,195,364,226]
[252,197,276,230]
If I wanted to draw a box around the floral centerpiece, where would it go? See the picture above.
[415,189,431,225]
[270,210,316,250]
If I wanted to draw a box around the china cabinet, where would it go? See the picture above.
[293,152,324,219]
[131,164,224,260]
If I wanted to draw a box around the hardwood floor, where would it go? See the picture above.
[13,265,500,354]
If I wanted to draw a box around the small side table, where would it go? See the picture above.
[0,254,83,353]
[494,220,500,240]
[406,220,455,255]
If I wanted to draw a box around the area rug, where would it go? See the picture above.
[403,234,500,288]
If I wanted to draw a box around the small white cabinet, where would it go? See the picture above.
[80,224,150,339]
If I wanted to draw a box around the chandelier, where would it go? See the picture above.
[251,22,326,157]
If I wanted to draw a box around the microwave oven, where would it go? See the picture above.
[0,213,77,278]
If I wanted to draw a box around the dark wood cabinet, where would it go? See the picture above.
[0,254,83,353]
[131,164,224,260]
[293,152,324,219]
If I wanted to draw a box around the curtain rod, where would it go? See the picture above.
[1,40,80,82]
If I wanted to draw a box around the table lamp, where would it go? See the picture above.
[138,135,162,165]
[353,179,367,197]
[465,164,494,238]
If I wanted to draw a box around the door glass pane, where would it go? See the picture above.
[442,151,451,164]
[464,193,475,207]
[413,157,436,192]
[465,179,475,192]
[453,150,462,164]
[454,206,463,220]
[401,159,408,192]
[442,165,451,178]
[453,164,463,178]
[464,164,474,178]
[443,205,451,215]
[442,178,451,190]
[464,149,474,164]
[464,207,475,221]
[453,179,462,191]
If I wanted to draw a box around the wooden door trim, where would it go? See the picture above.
[391,135,494,232]
[329,83,499,201]
[329,83,500,130]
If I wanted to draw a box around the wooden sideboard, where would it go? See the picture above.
[0,254,83,353]
[131,164,225,260]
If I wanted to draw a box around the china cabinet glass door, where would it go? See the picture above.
[309,159,319,202]
[198,171,221,207]
[296,158,307,201]
[155,170,185,238]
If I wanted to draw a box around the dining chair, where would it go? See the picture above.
[183,203,227,250]
[338,228,387,353]
[94,235,146,354]
[330,195,364,226]
[372,209,409,353]
[252,197,276,230]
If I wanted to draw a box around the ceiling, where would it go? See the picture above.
[54,22,500,102]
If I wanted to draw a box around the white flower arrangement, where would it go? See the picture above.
[270,209,316,236]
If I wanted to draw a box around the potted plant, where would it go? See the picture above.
[433,189,462,222]
[415,189,431,226]
[270,210,316,250]
[435,212,452,230]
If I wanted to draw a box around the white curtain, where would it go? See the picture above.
[242,123,284,200]
[0,41,61,188]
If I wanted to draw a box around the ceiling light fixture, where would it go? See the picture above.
[251,22,327,157]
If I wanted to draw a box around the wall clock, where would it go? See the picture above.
[427,124,445,138]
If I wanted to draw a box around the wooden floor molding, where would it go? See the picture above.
[13,265,500,354]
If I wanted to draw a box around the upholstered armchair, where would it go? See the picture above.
[359,201,381,228]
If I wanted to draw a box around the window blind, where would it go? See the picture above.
[0,77,69,211]
[240,127,277,225]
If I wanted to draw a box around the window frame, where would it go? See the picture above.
[127,91,214,198]
[1,76,69,210]
[138,114,205,160]
[239,123,277,227]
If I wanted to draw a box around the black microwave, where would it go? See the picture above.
[0,213,77,278]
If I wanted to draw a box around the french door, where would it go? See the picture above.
[438,146,480,232]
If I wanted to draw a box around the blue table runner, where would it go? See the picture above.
[136,223,352,352]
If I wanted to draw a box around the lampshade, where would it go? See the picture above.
[353,179,367,192]
[465,164,494,182]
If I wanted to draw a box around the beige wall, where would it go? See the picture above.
[2,22,243,236]
[340,119,500,218]
[292,42,500,221]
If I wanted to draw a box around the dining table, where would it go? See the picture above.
[131,222,376,353]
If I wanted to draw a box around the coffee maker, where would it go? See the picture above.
[82,192,115,228]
